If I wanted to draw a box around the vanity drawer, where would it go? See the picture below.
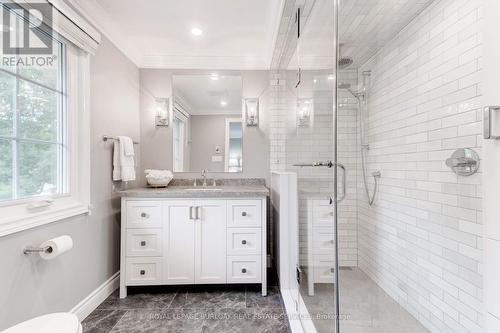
[312,228,335,255]
[227,228,262,255]
[126,201,162,228]
[126,229,163,257]
[226,256,261,283]
[126,257,163,285]
[227,200,262,227]
[313,255,336,284]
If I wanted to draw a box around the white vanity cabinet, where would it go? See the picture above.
[119,197,267,298]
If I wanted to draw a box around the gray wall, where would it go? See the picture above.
[140,70,271,184]
[0,36,140,330]
[189,114,240,172]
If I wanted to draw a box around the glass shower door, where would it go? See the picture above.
[274,0,340,332]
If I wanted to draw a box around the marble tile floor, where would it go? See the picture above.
[301,268,431,333]
[82,284,291,333]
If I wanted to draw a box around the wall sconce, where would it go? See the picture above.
[155,98,169,127]
[297,99,313,127]
[245,98,259,127]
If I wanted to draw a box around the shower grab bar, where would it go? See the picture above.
[292,160,346,202]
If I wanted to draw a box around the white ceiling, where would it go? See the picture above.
[70,0,283,69]
[173,75,242,115]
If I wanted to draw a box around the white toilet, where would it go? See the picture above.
[2,313,82,333]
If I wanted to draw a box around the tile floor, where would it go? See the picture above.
[301,268,430,333]
[83,268,430,333]
[82,284,290,333]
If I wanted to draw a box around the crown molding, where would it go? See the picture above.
[65,0,142,66]
[140,55,270,70]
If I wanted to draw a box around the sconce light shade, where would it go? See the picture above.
[155,98,169,127]
[245,98,259,127]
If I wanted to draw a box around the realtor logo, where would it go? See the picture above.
[2,2,53,55]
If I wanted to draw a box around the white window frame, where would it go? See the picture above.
[0,1,97,237]
[224,118,243,173]
[172,102,190,173]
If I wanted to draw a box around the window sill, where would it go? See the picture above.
[0,200,90,237]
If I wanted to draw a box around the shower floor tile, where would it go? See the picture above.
[301,268,431,333]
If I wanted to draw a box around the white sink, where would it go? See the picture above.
[184,188,224,192]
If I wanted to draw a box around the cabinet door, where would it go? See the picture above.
[164,202,196,284]
[195,200,227,284]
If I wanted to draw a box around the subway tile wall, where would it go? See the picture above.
[356,0,483,332]
[270,70,359,267]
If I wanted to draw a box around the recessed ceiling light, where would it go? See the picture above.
[220,100,228,107]
[191,27,203,36]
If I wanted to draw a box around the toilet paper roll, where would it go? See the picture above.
[39,235,73,260]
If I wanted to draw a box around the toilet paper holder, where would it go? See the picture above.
[23,246,53,255]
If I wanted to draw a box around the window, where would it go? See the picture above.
[173,105,190,173]
[0,20,67,203]
[173,116,185,172]
[225,118,243,173]
[0,2,97,236]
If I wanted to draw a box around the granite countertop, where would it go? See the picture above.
[119,179,269,198]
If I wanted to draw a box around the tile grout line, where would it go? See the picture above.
[106,310,128,333]
[163,289,179,310]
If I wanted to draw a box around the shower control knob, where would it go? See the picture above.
[141,212,148,218]
[242,240,247,245]
[242,268,247,274]
[141,241,146,247]
[140,270,146,275]
[241,212,247,217]
[330,268,335,273]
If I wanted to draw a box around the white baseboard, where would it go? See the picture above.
[70,272,120,321]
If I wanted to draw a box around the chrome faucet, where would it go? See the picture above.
[201,169,208,187]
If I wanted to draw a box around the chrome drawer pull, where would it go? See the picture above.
[242,240,247,245]
[140,270,146,275]
[241,212,247,217]
[242,268,247,274]
[140,241,146,247]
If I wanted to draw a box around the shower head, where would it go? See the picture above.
[338,57,353,69]
[338,43,353,69]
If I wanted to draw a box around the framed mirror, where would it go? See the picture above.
[172,74,243,173]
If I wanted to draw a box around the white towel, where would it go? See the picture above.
[119,136,135,157]
[113,137,136,182]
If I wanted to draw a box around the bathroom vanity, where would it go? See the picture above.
[118,180,269,298]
